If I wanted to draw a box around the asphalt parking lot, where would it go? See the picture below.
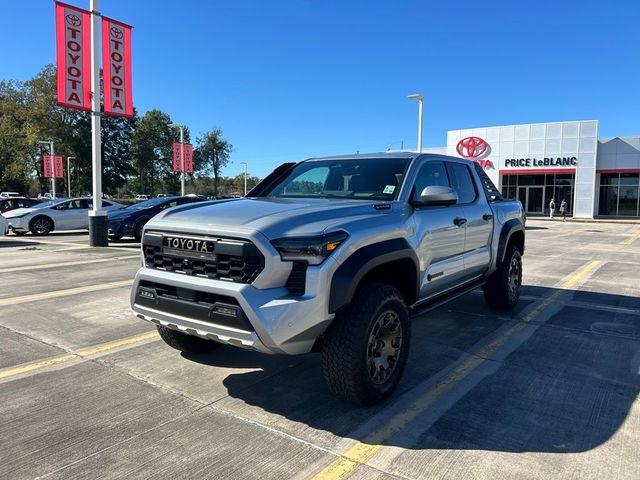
[0,220,639,480]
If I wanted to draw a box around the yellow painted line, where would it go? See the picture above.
[560,259,601,290]
[0,331,159,380]
[313,260,603,480]
[0,255,139,274]
[0,279,134,306]
[621,229,640,245]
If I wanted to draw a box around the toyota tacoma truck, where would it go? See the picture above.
[131,153,525,405]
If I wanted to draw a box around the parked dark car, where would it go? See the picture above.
[0,197,40,214]
[107,195,205,241]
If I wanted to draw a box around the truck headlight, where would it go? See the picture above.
[271,231,348,265]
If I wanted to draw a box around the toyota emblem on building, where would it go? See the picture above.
[457,136,488,158]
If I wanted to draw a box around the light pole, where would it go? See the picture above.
[169,123,185,196]
[38,141,55,198]
[407,94,424,153]
[88,0,108,246]
[67,157,75,197]
[240,162,248,196]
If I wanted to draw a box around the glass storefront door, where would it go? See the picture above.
[503,173,575,216]
[516,186,544,214]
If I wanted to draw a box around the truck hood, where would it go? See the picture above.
[149,197,395,238]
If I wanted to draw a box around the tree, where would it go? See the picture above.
[233,172,260,194]
[196,128,233,196]
[131,109,187,195]
[0,64,137,196]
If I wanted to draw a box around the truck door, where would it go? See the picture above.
[412,160,468,299]
[446,162,493,278]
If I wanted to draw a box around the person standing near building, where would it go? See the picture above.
[549,198,556,219]
[560,199,568,221]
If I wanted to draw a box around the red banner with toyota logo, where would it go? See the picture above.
[53,156,64,178]
[102,17,133,118]
[183,144,193,173]
[43,155,53,178]
[172,143,194,173]
[43,156,64,178]
[55,2,91,111]
[172,142,182,172]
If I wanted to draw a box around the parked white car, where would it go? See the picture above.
[0,192,21,198]
[4,197,124,236]
[0,213,6,236]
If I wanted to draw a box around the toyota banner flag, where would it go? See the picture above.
[183,144,193,173]
[55,2,91,111]
[43,155,53,178]
[53,156,64,178]
[172,143,194,173]
[102,17,133,118]
[43,156,64,179]
[172,142,182,172]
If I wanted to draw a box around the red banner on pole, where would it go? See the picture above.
[172,142,182,172]
[55,2,91,111]
[102,17,133,118]
[43,156,53,178]
[183,144,193,173]
[54,156,65,178]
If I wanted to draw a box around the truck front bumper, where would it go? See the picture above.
[131,264,335,355]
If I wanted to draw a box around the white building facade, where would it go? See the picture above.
[423,120,640,218]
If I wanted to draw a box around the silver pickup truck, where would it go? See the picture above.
[131,153,525,405]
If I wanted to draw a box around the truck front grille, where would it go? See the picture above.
[143,232,264,284]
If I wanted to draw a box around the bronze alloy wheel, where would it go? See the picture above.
[366,309,403,385]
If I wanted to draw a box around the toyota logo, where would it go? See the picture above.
[66,14,81,27]
[110,26,123,39]
[457,136,488,158]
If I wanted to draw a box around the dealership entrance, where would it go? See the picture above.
[517,186,544,214]
[501,172,575,216]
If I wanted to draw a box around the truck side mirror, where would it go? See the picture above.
[416,186,458,206]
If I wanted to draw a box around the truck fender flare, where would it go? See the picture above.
[328,238,419,314]
[497,219,525,264]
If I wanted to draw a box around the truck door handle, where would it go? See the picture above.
[453,217,467,226]
[483,213,494,221]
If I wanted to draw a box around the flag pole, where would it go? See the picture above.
[88,0,108,246]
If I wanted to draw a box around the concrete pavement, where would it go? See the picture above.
[0,220,638,479]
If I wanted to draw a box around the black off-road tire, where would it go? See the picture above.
[156,325,218,354]
[321,282,410,406]
[483,244,522,311]
[30,216,53,236]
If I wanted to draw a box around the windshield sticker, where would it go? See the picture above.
[383,185,396,194]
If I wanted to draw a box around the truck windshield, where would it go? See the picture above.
[264,158,410,200]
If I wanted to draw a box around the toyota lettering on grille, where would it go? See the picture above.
[163,236,216,259]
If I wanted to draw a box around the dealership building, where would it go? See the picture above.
[422,120,640,218]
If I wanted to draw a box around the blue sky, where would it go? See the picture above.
[2,0,639,178]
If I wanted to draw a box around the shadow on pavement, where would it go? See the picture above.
[0,239,40,248]
[186,287,639,453]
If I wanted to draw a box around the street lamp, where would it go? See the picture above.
[240,162,248,196]
[168,123,185,196]
[407,94,424,153]
[67,157,75,197]
[37,140,55,198]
